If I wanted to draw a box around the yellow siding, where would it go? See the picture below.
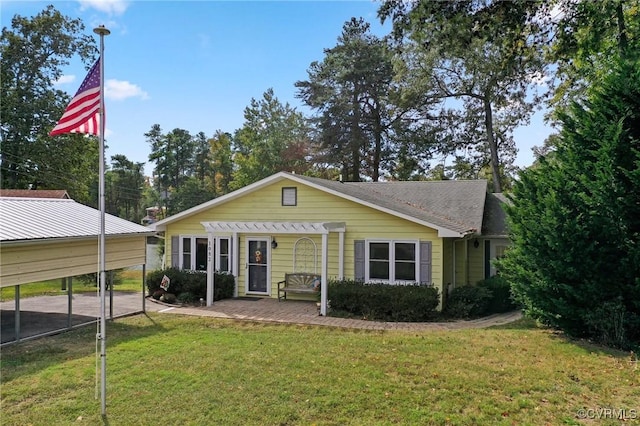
[1,236,146,287]
[454,240,466,287]
[165,180,444,298]
[442,238,453,291]
[468,239,485,284]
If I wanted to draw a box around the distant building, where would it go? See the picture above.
[141,206,164,225]
[0,189,70,199]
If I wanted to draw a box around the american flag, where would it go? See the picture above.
[49,58,102,136]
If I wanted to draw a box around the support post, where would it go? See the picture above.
[320,233,329,316]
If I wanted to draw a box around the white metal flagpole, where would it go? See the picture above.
[93,24,110,417]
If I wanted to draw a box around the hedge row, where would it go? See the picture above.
[146,268,235,303]
[444,275,518,319]
[328,279,440,322]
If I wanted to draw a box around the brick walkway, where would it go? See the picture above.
[151,297,523,331]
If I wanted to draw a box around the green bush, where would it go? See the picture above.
[444,285,493,319]
[328,279,439,322]
[476,275,518,313]
[214,273,235,300]
[177,292,197,304]
[146,268,235,303]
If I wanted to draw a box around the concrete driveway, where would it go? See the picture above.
[1,291,162,344]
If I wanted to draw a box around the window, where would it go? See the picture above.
[366,241,418,283]
[282,187,297,206]
[217,238,230,272]
[180,236,231,272]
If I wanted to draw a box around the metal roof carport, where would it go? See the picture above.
[0,197,155,344]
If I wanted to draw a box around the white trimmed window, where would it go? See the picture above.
[179,236,231,272]
[366,240,419,283]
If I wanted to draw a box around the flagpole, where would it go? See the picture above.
[93,25,110,417]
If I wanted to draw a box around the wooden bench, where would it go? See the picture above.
[277,273,321,301]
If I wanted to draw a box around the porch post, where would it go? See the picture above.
[320,232,329,316]
[232,232,239,297]
[338,230,345,279]
[206,231,215,306]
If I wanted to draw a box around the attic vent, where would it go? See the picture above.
[282,187,297,206]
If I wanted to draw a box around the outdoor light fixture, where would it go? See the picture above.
[271,239,278,249]
[473,239,480,249]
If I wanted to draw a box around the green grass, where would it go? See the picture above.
[0,270,144,301]
[1,314,638,425]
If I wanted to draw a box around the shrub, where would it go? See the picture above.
[146,268,235,303]
[77,269,123,288]
[177,292,197,304]
[476,275,518,313]
[444,285,493,319]
[328,279,439,322]
[214,273,235,300]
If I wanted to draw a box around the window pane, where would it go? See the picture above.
[395,262,416,280]
[219,256,229,272]
[195,238,208,271]
[182,238,191,253]
[370,260,389,279]
[182,254,191,269]
[369,242,389,260]
[219,238,229,254]
[282,187,297,206]
[395,243,415,261]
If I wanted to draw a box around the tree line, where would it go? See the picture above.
[3,2,635,218]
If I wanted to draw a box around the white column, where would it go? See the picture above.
[338,230,345,279]
[320,232,329,316]
[232,232,239,297]
[206,232,215,306]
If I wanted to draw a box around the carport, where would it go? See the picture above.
[0,197,155,344]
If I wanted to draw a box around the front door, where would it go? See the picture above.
[246,238,269,295]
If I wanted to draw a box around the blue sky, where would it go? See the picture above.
[3,0,552,175]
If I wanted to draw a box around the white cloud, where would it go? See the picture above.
[53,75,76,86]
[78,0,129,15]
[105,79,149,101]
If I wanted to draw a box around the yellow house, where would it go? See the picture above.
[152,172,510,314]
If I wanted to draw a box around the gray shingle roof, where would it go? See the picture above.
[481,192,511,237]
[0,197,153,243]
[152,172,494,237]
[294,175,487,235]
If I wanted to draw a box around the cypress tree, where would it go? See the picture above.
[501,58,640,349]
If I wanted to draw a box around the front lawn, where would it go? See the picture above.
[1,314,637,425]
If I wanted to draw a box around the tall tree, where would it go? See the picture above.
[209,130,234,196]
[296,18,396,182]
[379,0,547,192]
[499,58,640,349]
[548,0,639,110]
[193,131,211,186]
[146,124,198,215]
[106,154,145,221]
[232,88,311,189]
[1,5,97,197]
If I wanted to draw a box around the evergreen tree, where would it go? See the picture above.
[500,58,640,349]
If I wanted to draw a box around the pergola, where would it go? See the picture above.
[200,221,346,315]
